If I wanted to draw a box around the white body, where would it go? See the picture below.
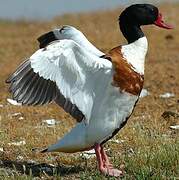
[30,26,148,152]
[47,89,138,152]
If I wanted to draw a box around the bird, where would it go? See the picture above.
[6,4,173,177]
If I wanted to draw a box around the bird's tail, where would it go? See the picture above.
[40,148,48,153]
[37,122,90,153]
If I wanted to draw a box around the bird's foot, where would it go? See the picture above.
[101,163,124,177]
[100,166,123,177]
[94,143,125,177]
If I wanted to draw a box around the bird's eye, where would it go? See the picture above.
[149,8,154,13]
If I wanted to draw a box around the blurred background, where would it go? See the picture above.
[0,0,178,20]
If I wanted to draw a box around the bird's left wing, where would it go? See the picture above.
[37,25,104,57]
[6,39,112,124]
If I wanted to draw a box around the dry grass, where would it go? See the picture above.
[0,3,179,179]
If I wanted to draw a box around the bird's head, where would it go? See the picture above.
[119,4,173,29]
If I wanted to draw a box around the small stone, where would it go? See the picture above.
[19,117,24,120]
[42,119,59,127]
[8,140,26,146]
[11,112,22,117]
[159,93,175,98]
[170,125,179,130]
[16,155,24,161]
[162,111,179,119]
[129,148,135,154]
[7,98,22,106]
[80,153,96,159]
[80,149,96,159]
[109,139,124,144]
[83,149,95,154]
[140,89,150,98]
[165,34,174,40]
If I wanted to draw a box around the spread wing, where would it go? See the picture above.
[37,25,104,57]
[6,39,112,123]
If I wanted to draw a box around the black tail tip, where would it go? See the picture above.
[40,148,48,153]
[31,147,48,153]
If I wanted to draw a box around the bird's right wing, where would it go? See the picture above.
[6,39,112,124]
[37,25,104,57]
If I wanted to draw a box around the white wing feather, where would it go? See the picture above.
[30,39,112,123]
[53,26,104,57]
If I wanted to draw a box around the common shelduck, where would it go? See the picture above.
[6,4,173,177]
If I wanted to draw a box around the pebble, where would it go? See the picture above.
[42,119,59,127]
[140,89,150,98]
[7,98,22,106]
[8,140,26,146]
[162,111,179,119]
[159,93,175,98]
[170,125,179,130]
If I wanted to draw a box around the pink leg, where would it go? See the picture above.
[100,146,113,168]
[94,144,124,177]
[94,144,104,170]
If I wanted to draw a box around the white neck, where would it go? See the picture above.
[121,37,148,75]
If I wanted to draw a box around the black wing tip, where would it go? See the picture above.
[31,147,48,153]
[40,148,48,153]
[6,74,16,84]
[5,77,11,83]
[5,59,31,84]
[37,31,52,42]
[37,31,58,48]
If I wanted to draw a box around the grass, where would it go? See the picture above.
[0,2,179,179]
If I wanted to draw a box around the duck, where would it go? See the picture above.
[6,4,172,177]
